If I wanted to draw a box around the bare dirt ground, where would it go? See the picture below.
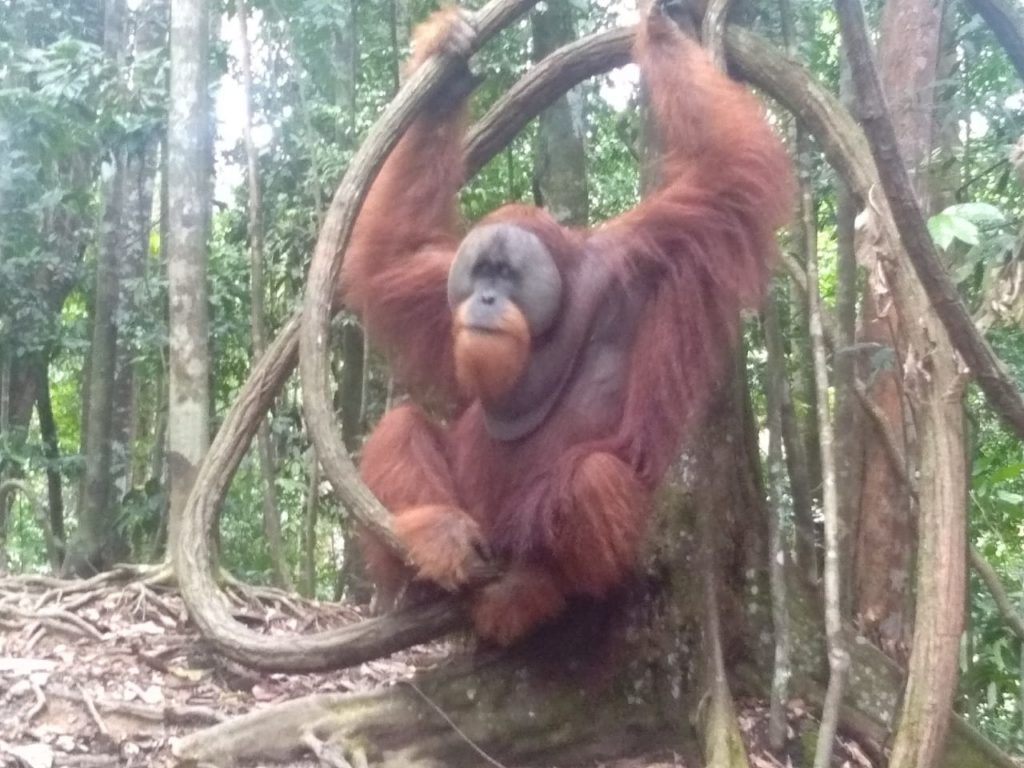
[0,570,874,768]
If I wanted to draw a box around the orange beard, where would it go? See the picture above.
[453,303,531,404]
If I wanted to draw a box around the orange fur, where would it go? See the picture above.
[453,301,531,403]
[358,405,475,608]
[468,454,646,643]
[407,5,464,71]
[393,504,487,591]
[345,5,794,645]
[471,565,568,647]
[555,453,649,596]
[337,6,470,400]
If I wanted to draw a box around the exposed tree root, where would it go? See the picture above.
[695,684,750,768]
[172,649,684,768]
[0,567,344,650]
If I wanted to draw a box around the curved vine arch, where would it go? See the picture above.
[175,10,910,674]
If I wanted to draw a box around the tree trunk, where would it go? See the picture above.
[682,349,766,768]
[842,0,968,765]
[173,599,1018,768]
[0,359,39,564]
[762,297,793,751]
[109,0,164,513]
[338,323,365,452]
[852,283,914,652]
[150,137,172,558]
[776,0,821,582]
[331,0,368,599]
[174,485,1004,768]
[63,0,129,575]
[789,285,824,514]
[332,0,364,451]
[65,167,124,573]
[299,455,319,599]
[166,0,212,560]
[788,146,823,585]
[237,0,291,591]
[851,0,949,658]
[35,359,65,565]
[531,0,587,225]
[832,54,863,617]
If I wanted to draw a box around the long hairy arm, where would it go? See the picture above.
[340,8,475,397]
[599,3,794,484]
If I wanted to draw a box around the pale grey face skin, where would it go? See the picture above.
[447,223,563,338]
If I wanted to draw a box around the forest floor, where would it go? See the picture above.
[0,571,875,768]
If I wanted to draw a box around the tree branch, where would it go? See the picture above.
[834,0,1024,442]
[465,27,632,176]
[969,545,1024,643]
[852,380,912,489]
[967,0,1024,81]
[836,6,969,768]
[805,138,849,768]
[0,479,55,569]
[701,0,736,69]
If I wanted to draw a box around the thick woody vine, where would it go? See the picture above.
[174,7,1024,677]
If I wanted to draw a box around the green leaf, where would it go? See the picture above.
[928,212,979,249]
[985,462,1024,485]
[941,202,1006,226]
[928,213,958,250]
[994,490,1023,506]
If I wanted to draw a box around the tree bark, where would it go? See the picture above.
[531,0,587,225]
[967,0,1024,81]
[63,0,129,575]
[804,162,849,768]
[849,0,946,660]
[853,283,914,651]
[166,0,212,559]
[237,0,291,591]
[35,359,65,566]
[111,0,164,505]
[833,52,862,617]
[761,298,792,751]
[836,2,968,767]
